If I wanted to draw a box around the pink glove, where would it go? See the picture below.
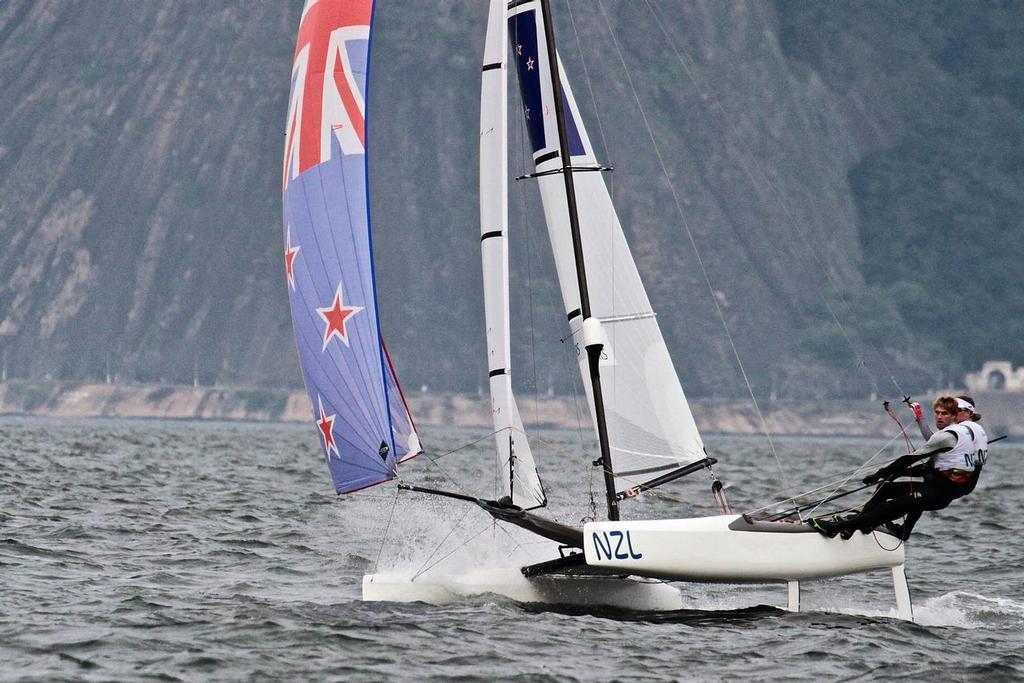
[910,402,923,420]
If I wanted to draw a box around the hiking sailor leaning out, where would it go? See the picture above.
[810,395,986,540]
[910,393,988,493]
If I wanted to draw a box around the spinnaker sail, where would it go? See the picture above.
[283,0,420,494]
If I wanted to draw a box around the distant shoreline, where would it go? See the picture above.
[1,381,1020,438]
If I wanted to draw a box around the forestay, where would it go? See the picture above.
[282,0,421,494]
[479,0,546,509]
[508,1,705,496]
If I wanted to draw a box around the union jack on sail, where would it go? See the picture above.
[283,0,371,189]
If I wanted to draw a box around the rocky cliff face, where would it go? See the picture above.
[1,1,1018,400]
[0,2,299,387]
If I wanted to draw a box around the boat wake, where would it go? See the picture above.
[362,567,684,611]
[913,591,1024,628]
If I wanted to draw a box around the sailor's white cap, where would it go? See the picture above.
[956,398,975,412]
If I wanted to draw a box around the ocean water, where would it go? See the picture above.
[2,416,1022,681]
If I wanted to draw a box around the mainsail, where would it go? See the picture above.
[480,0,546,510]
[508,1,705,497]
[282,0,421,494]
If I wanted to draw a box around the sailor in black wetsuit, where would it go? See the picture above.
[876,394,988,535]
[811,395,984,540]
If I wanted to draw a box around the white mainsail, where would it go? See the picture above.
[508,1,705,497]
[479,0,546,509]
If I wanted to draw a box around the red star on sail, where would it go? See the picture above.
[285,226,301,290]
[316,395,340,459]
[317,283,364,351]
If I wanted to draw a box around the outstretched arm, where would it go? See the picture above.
[864,430,955,483]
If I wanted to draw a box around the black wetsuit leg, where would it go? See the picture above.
[899,510,923,540]
[842,493,928,534]
[861,481,916,516]
[836,474,970,536]
[861,480,919,539]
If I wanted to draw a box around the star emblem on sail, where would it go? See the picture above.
[284,226,301,290]
[316,395,340,459]
[316,283,364,351]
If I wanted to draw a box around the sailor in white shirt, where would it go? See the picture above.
[811,395,982,540]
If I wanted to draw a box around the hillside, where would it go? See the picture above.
[0,1,1020,401]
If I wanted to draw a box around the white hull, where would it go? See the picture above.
[584,515,905,582]
[362,568,684,611]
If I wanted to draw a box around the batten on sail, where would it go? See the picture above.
[283,0,421,494]
[480,0,546,509]
[508,1,705,497]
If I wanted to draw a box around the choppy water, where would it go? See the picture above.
[2,416,1023,681]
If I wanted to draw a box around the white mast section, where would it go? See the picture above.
[480,0,545,509]
[509,1,705,497]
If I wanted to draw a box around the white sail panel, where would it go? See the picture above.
[480,0,545,509]
[509,2,705,496]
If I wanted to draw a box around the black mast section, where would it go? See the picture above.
[538,0,619,521]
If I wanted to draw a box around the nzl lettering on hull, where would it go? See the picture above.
[591,530,643,561]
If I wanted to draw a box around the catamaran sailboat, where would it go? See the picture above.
[282,0,913,620]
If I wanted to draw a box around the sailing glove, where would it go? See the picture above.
[863,465,894,485]
[863,471,884,485]
[910,402,923,421]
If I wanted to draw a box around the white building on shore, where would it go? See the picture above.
[965,361,1024,392]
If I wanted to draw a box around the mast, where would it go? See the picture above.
[538,0,619,521]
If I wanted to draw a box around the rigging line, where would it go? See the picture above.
[517,142,593,477]
[559,322,591,456]
[528,2,606,479]
[514,103,590,465]
[511,49,576,453]
[885,400,916,453]
[512,15,556,437]
[624,475,722,511]
[372,484,402,577]
[566,0,614,198]
[566,20,621,455]
[425,429,503,460]
[512,11,591,504]
[642,0,905,399]
[493,428,500,499]
[412,519,493,581]
[741,432,901,518]
[742,431,902,516]
[495,425,571,523]
[489,514,528,557]
[523,429,598,466]
[522,427,708,508]
[805,433,903,519]
[411,504,475,581]
[873,530,904,552]
[420,448,475,497]
[564,3,620,420]
[595,0,789,491]
[512,35,544,432]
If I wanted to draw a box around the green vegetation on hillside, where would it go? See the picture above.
[779,0,1024,389]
